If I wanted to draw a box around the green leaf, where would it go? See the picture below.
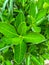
[5,60,12,65]
[19,0,27,6]
[0,12,3,21]
[15,12,25,28]
[8,0,13,15]
[31,55,41,65]
[17,22,27,35]
[0,55,4,64]
[42,53,49,60]
[2,0,9,12]
[43,2,49,9]
[0,37,12,46]
[44,0,49,4]
[0,22,17,37]
[17,0,26,6]
[29,2,36,18]
[14,42,26,64]
[36,9,46,25]
[45,27,49,39]
[26,54,31,65]
[21,0,27,6]
[31,24,41,32]
[37,0,44,9]
[11,37,23,45]
[24,32,45,44]
[0,36,23,45]
[27,15,35,25]
[0,41,5,49]
[39,56,44,65]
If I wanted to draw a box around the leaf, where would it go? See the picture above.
[29,2,36,18]
[17,22,27,35]
[39,56,44,65]
[8,0,13,15]
[0,12,3,21]
[0,36,23,45]
[14,42,26,64]
[31,24,41,32]
[31,55,41,65]
[0,22,17,37]
[19,0,27,6]
[15,12,25,28]
[0,0,4,7]
[29,45,37,53]
[43,2,49,9]
[24,32,45,44]
[26,54,31,65]
[42,53,49,60]
[0,37,11,46]
[45,27,49,39]
[17,0,26,6]
[37,0,44,9]
[0,55,4,63]
[0,40,5,49]
[5,60,12,65]
[35,9,46,25]
[44,0,49,4]
[21,0,27,6]
[2,0,9,12]
[27,15,35,25]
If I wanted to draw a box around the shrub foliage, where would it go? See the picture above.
[0,0,49,65]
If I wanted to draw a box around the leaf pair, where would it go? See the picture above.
[0,22,45,44]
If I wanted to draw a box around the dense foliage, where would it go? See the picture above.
[0,0,49,65]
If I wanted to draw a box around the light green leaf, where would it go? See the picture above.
[0,36,23,45]
[27,15,35,25]
[12,37,23,45]
[39,56,44,65]
[26,54,31,65]
[19,0,27,6]
[17,22,27,35]
[0,12,3,21]
[17,0,26,6]
[2,0,9,12]
[15,12,25,28]
[24,32,45,44]
[0,39,5,48]
[31,24,41,32]
[0,22,17,37]
[37,0,44,9]
[29,2,36,18]
[31,55,41,65]
[14,42,26,64]
[9,0,13,15]
[5,60,12,65]
[36,9,46,25]
[42,53,49,60]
